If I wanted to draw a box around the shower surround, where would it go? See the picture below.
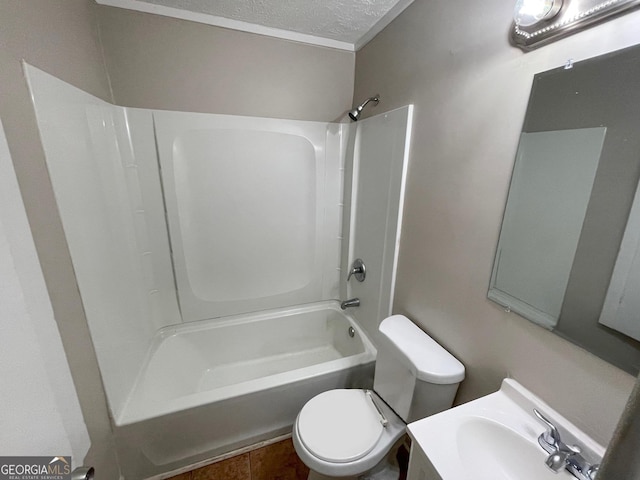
[25,64,412,478]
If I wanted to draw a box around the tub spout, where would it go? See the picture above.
[341,298,360,310]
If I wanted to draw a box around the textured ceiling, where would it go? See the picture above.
[97,0,413,50]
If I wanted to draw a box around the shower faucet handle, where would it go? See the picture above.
[347,258,366,282]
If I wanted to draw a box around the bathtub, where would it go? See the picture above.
[113,301,376,479]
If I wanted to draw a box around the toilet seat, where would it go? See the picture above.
[296,389,384,463]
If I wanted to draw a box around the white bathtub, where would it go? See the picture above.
[113,301,376,479]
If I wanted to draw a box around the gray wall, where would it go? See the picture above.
[354,0,640,445]
[0,1,119,477]
[96,6,355,122]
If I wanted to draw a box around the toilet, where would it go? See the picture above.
[292,315,465,479]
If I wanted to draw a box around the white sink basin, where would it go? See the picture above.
[407,379,604,480]
[457,417,571,479]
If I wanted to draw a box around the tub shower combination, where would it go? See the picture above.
[26,65,412,478]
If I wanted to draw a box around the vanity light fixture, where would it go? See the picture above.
[512,0,640,50]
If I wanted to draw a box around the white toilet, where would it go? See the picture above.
[292,315,465,480]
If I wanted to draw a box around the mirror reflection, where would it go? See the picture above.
[489,44,640,375]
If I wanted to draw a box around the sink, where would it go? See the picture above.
[457,417,572,479]
[407,379,604,480]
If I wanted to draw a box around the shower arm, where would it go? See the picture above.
[358,96,379,111]
[349,94,381,121]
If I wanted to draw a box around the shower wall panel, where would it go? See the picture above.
[26,63,345,421]
[344,106,413,343]
[154,112,344,321]
[25,65,179,417]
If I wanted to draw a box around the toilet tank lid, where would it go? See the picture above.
[379,315,465,384]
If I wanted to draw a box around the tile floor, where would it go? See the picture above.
[168,438,309,480]
[167,436,410,480]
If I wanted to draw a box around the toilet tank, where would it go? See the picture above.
[373,315,465,423]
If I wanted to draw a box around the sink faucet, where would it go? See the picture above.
[534,409,600,480]
[340,298,360,310]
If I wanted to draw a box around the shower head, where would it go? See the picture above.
[348,95,380,121]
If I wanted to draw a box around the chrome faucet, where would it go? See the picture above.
[340,298,360,310]
[534,409,600,480]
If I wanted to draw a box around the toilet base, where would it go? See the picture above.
[360,455,400,480]
[308,472,357,480]
[305,440,402,480]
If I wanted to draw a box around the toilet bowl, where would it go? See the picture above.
[292,389,405,478]
[292,315,465,479]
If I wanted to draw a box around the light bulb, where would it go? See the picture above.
[514,0,563,26]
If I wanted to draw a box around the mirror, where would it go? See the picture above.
[489,44,640,375]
